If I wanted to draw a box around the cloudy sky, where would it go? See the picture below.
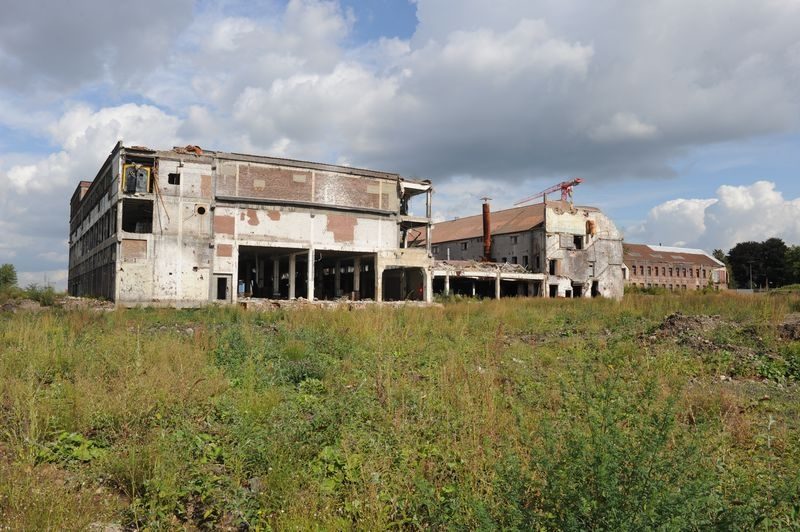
[1,0,800,288]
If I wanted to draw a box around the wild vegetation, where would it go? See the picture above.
[1,293,799,530]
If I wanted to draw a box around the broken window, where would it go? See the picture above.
[460,241,468,250]
[168,173,181,185]
[661,267,666,276]
[121,199,153,233]
[523,255,528,266]
[511,256,517,264]
[548,259,557,275]
[122,164,151,193]
[534,255,540,270]
[510,235,518,244]
[432,245,439,254]
[501,257,507,263]
[573,235,584,250]
[647,266,652,275]
[589,262,596,277]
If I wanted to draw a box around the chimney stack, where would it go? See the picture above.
[481,197,492,262]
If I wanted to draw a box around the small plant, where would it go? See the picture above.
[36,431,106,465]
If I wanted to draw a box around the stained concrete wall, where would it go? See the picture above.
[542,205,624,299]
[89,146,433,306]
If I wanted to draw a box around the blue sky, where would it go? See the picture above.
[1,0,800,287]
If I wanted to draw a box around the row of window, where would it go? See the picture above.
[630,265,707,278]
[633,283,702,291]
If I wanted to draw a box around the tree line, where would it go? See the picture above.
[714,238,800,289]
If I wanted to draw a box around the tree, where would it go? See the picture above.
[712,249,733,288]
[727,239,790,289]
[787,245,800,285]
[0,263,17,289]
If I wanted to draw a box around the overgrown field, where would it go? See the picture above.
[1,294,800,530]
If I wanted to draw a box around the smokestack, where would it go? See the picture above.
[482,197,492,261]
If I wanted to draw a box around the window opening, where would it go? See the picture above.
[121,199,153,233]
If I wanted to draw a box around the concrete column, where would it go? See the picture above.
[307,248,315,301]
[375,256,383,302]
[353,257,361,297]
[272,259,280,297]
[444,272,450,296]
[289,253,296,299]
[495,273,501,299]
[425,270,433,303]
[334,259,341,297]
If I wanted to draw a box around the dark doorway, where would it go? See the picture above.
[573,284,583,298]
[549,284,558,298]
[591,281,600,297]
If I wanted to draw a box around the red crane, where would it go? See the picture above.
[514,178,583,206]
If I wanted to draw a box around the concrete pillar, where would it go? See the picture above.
[307,248,315,301]
[425,269,433,303]
[375,256,383,302]
[272,259,280,297]
[444,272,450,296]
[334,259,341,297]
[289,253,296,299]
[495,273,501,299]
[353,257,361,297]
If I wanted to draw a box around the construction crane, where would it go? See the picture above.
[514,178,583,206]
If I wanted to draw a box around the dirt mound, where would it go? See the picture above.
[656,312,723,337]
[778,313,800,340]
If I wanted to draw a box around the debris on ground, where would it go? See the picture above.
[0,299,43,313]
[778,313,800,340]
[58,296,115,311]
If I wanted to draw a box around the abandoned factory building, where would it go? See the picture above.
[622,243,728,291]
[430,201,625,299]
[69,142,434,306]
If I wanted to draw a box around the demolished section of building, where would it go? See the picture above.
[430,200,624,299]
[622,243,728,290]
[69,142,434,306]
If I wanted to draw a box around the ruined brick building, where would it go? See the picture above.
[69,143,433,306]
[430,201,625,299]
[622,243,728,290]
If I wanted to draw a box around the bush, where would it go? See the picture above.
[25,283,58,306]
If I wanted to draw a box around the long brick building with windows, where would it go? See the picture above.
[622,243,728,291]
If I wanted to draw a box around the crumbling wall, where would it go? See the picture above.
[117,159,214,306]
[543,206,623,299]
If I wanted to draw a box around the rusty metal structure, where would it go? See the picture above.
[68,142,434,306]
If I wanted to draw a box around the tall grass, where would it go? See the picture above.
[0,293,799,529]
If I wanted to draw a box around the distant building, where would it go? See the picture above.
[430,201,624,299]
[622,243,728,291]
[68,142,434,306]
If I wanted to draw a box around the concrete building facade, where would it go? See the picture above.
[430,201,624,299]
[622,243,728,291]
[69,142,434,306]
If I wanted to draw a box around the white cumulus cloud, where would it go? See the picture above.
[627,181,800,251]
